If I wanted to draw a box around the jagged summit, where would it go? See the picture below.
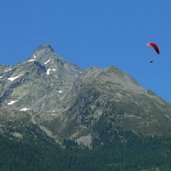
[36,44,54,52]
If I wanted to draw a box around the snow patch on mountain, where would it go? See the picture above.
[20,108,31,111]
[33,54,37,58]
[44,59,51,65]
[59,90,63,94]
[7,100,18,105]
[28,59,36,62]
[46,68,56,75]
[4,68,12,72]
[8,74,23,82]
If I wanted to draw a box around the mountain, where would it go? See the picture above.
[0,45,171,171]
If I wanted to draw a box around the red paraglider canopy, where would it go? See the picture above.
[147,42,160,54]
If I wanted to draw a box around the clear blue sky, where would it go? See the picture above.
[0,0,171,102]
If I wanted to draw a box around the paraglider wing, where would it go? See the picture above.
[147,42,160,54]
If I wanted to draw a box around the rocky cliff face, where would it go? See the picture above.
[0,45,171,148]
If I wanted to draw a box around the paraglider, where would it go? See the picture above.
[147,42,160,63]
[147,42,160,54]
